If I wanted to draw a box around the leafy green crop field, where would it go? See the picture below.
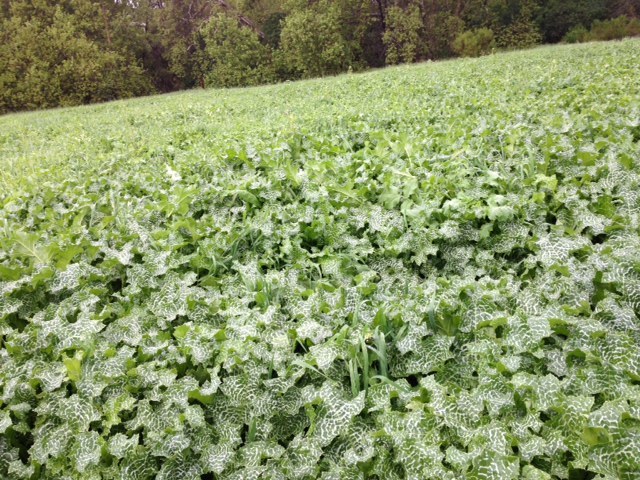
[1,40,640,479]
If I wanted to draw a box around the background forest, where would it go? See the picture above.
[1,0,639,113]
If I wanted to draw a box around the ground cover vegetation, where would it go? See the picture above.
[1,40,640,479]
[1,0,640,113]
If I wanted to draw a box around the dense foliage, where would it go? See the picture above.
[563,15,640,42]
[1,0,640,113]
[382,5,424,65]
[1,40,640,479]
[0,2,152,112]
[279,2,354,78]
[453,28,496,57]
[195,13,275,88]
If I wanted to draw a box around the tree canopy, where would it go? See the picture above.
[0,0,638,113]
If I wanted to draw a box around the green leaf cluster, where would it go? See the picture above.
[1,40,640,479]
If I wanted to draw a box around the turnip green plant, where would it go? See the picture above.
[1,40,640,479]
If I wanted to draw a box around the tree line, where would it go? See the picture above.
[1,0,639,113]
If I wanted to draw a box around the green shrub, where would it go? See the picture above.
[496,19,543,49]
[195,14,275,88]
[453,28,495,57]
[562,16,640,43]
[279,2,353,78]
[0,10,153,113]
[589,15,640,40]
[563,24,590,43]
